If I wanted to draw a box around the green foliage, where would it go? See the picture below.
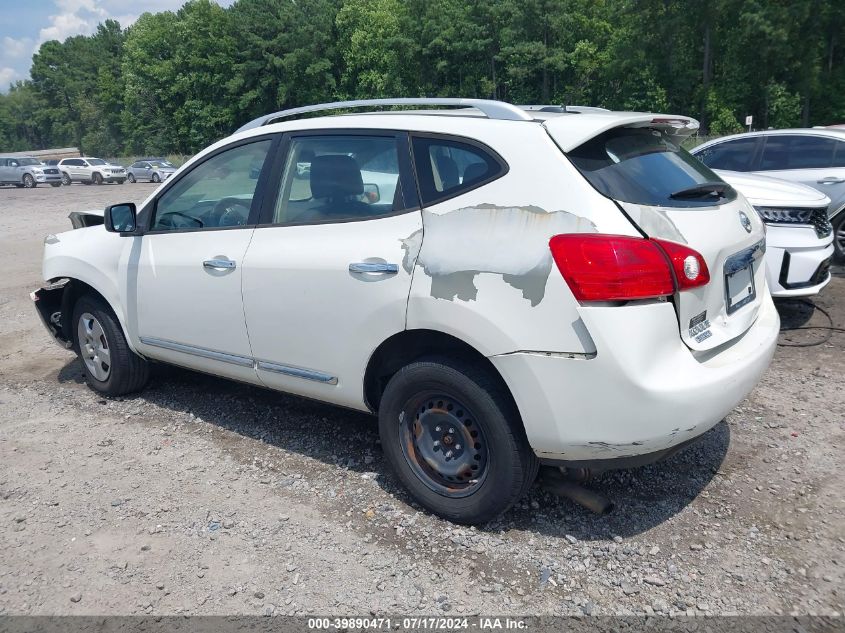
[1,0,844,155]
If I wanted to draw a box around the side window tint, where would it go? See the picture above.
[151,139,271,231]
[833,141,845,168]
[273,135,402,224]
[695,138,757,171]
[761,135,835,170]
[412,136,505,205]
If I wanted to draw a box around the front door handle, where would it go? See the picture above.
[349,262,398,274]
[817,176,845,184]
[203,258,236,269]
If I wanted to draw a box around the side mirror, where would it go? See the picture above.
[363,183,380,204]
[104,203,138,234]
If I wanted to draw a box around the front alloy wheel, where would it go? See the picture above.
[61,173,71,186]
[77,312,111,381]
[72,294,149,395]
[22,174,36,188]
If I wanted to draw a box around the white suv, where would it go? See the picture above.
[32,99,779,524]
[714,170,833,296]
[58,157,127,185]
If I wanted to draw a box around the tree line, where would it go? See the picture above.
[1,0,843,156]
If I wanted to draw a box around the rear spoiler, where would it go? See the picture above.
[69,209,104,229]
[543,113,700,152]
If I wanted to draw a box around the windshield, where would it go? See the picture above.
[87,158,107,166]
[568,127,736,207]
[150,161,170,168]
[17,158,40,166]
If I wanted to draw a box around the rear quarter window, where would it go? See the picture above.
[568,127,736,207]
[411,135,507,206]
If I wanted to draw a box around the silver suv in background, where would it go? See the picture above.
[127,159,177,183]
[692,129,845,260]
[0,156,62,188]
[58,157,127,185]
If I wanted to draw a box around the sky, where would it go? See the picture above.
[0,0,233,91]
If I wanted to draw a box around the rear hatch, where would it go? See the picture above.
[544,115,766,351]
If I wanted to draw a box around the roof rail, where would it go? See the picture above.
[235,98,534,132]
[520,104,611,113]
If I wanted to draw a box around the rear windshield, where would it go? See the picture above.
[568,127,736,207]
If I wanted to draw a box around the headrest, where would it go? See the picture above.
[462,162,488,184]
[435,155,459,189]
[310,155,363,199]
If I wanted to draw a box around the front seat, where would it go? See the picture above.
[302,155,369,222]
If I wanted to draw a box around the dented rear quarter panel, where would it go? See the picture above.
[405,123,640,356]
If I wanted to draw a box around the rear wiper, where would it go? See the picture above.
[669,182,732,199]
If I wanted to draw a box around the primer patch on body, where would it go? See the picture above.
[401,204,596,305]
[619,201,687,244]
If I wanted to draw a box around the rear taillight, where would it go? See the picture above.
[651,238,710,290]
[548,234,709,302]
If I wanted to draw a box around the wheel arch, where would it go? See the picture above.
[45,277,135,354]
[363,329,521,420]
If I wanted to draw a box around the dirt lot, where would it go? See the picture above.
[0,184,843,617]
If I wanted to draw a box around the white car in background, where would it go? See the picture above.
[716,170,833,297]
[58,157,127,185]
[691,128,845,261]
[32,99,779,524]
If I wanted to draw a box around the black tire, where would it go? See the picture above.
[61,173,72,186]
[378,357,539,525]
[22,173,36,188]
[833,210,845,262]
[151,172,161,183]
[92,172,103,185]
[71,294,149,396]
[50,183,61,187]
[116,179,125,185]
[127,173,136,183]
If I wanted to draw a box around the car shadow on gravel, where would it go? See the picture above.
[56,358,729,540]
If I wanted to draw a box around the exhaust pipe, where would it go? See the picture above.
[539,468,614,515]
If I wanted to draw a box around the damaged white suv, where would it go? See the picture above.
[33,99,779,524]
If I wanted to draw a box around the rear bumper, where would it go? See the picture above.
[491,293,779,466]
[765,225,833,297]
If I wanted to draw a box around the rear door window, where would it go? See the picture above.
[411,136,507,205]
[695,137,759,171]
[760,135,836,170]
[568,127,736,207]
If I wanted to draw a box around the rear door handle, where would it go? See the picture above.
[203,258,236,269]
[817,177,845,184]
[349,262,398,274]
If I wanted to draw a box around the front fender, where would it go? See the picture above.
[42,228,136,353]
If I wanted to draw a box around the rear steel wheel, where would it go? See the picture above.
[379,357,538,524]
[400,394,489,497]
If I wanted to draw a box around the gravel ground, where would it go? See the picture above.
[0,184,843,616]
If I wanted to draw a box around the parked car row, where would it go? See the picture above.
[0,156,178,188]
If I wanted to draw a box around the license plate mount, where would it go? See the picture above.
[725,264,755,315]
